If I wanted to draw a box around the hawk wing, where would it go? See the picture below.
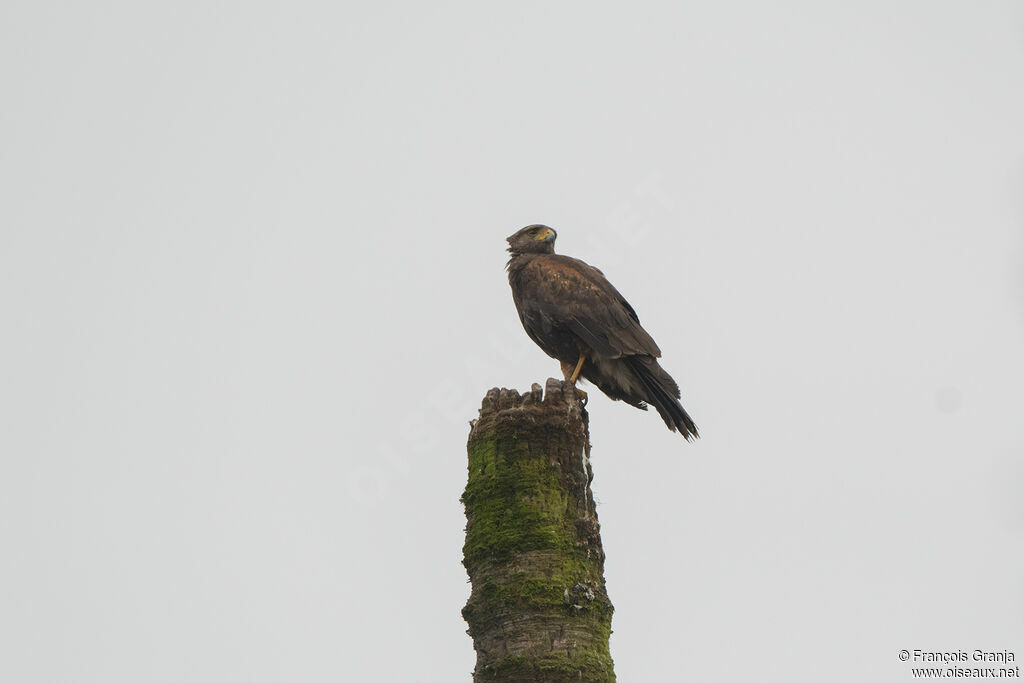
[516,255,661,359]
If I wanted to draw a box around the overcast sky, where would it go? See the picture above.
[2,2,1023,681]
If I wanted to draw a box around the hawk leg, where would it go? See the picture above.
[560,356,588,405]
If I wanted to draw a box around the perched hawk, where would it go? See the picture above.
[506,224,698,440]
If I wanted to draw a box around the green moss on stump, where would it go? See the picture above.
[462,381,615,682]
[462,434,570,566]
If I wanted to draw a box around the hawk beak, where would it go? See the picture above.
[535,228,555,242]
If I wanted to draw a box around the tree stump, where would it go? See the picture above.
[462,378,615,682]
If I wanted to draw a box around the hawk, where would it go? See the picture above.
[506,224,698,440]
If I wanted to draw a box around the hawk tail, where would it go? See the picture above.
[628,356,699,441]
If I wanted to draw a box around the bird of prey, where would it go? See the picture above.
[506,224,698,440]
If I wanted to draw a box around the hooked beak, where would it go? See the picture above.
[535,228,556,242]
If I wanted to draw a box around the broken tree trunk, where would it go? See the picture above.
[462,379,615,682]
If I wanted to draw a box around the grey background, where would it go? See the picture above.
[2,1,1023,681]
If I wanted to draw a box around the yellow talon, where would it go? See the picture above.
[569,354,585,384]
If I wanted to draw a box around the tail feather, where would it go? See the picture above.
[627,356,699,441]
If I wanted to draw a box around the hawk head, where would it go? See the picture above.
[507,225,557,255]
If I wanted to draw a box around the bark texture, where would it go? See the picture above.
[462,379,615,682]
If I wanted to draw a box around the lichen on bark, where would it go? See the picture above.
[462,379,615,682]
